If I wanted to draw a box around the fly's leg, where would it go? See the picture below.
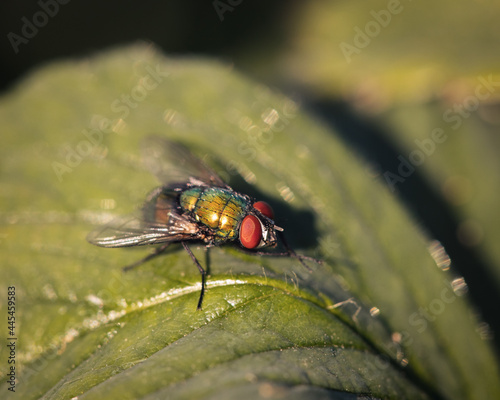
[241,248,317,272]
[122,243,171,272]
[182,242,207,310]
[237,232,321,272]
[277,231,317,272]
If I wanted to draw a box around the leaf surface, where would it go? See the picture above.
[0,44,498,400]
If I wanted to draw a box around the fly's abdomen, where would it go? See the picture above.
[180,187,248,241]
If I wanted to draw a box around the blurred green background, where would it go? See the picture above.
[1,1,499,398]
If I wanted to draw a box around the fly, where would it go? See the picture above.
[87,136,317,309]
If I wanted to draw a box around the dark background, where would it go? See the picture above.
[0,1,294,92]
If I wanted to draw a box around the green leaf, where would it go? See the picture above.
[0,44,498,399]
[378,99,500,289]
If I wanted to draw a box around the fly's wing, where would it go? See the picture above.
[87,189,201,248]
[142,136,230,189]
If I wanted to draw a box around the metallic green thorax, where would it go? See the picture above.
[180,187,249,243]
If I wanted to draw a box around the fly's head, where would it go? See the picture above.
[239,201,282,250]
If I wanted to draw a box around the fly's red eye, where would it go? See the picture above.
[240,215,262,249]
[253,201,274,219]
